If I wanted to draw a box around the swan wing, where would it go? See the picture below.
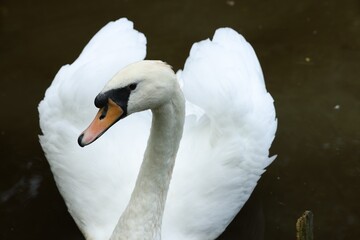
[38,18,149,240]
[163,28,277,239]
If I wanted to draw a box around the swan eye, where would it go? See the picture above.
[128,83,137,91]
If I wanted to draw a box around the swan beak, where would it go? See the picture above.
[78,98,124,147]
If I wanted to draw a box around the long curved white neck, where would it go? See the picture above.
[110,86,185,240]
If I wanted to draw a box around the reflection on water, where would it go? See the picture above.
[1,171,42,206]
[1,0,359,239]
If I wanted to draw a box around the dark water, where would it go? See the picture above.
[1,0,359,239]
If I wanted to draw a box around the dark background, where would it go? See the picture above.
[0,0,359,239]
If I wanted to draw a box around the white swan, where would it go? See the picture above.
[38,18,277,240]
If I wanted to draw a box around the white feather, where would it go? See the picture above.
[39,18,277,240]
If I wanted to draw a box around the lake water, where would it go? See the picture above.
[0,0,359,239]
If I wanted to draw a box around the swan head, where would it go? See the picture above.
[78,60,178,147]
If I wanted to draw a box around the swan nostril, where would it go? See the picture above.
[99,105,108,120]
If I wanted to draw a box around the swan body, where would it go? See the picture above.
[39,18,277,240]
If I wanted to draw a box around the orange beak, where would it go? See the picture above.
[78,98,124,147]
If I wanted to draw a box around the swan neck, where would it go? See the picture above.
[111,87,185,240]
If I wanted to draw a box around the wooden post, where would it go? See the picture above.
[296,210,314,240]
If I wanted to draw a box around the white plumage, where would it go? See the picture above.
[38,18,277,240]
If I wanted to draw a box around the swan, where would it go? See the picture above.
[38,18,277,240]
